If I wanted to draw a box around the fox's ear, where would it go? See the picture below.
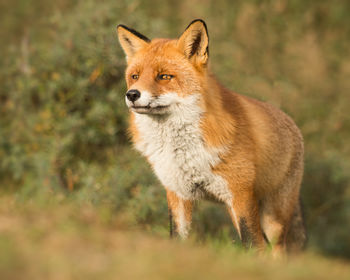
[177,19,209,65]
[117,25,150,60]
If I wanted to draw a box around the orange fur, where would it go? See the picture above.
[117,20,306,254]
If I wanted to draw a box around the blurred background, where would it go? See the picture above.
[0,0,349,272]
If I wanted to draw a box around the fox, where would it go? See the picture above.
[117,19,306,255]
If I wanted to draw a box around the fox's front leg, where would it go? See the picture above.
[166,189,193,239]
[227,190,266,250]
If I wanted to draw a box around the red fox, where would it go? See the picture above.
[117,19,306,254]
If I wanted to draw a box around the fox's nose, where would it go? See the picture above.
[126,89,141,102]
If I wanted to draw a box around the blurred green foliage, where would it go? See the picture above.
[0,0,349,258]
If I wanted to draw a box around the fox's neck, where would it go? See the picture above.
[197,72,239,148]
[200,72,228,114]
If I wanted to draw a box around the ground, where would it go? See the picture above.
[0,196,349,280]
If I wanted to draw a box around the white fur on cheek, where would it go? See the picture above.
[149,92,180,108]
[133,93,232,203]
[126,91,179,109]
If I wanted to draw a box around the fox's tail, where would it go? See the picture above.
[286,199,307,253]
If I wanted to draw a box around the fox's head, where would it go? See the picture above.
[117,19,209,115]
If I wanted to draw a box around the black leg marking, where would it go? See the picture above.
[168,207,173,238]
[299,197,308,247]
[262,231,270,244]
[239,218,254,248]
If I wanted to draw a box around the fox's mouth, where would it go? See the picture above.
[131,104,170,114]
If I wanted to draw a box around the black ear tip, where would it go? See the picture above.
[117,24,129,34]
[185,19,208,34]
[191,19,207,26]
[116,24,151,42]
[117,24,127,30]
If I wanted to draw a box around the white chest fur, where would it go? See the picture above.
[133,94,231,202]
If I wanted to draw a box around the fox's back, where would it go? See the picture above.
[233,93,304,196]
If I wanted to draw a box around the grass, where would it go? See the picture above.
[1,195,349,280]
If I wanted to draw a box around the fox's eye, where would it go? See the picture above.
[158,74,173,80]
[131,74,139,80]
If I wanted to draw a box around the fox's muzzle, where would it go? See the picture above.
[126,89,141,102]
